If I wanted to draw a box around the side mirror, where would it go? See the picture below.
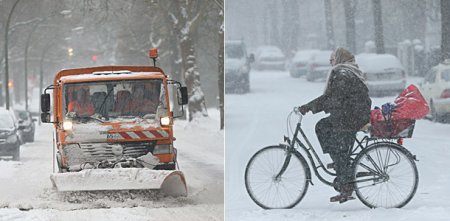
[41,112,50,123]
[179,87,188,105]
[41,94,50,112]
[249,54,255,63]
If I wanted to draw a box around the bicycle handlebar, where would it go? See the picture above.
[293,107,304,124]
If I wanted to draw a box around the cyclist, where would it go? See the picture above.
[298,47,372,203]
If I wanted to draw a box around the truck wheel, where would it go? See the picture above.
[12,145,20,161]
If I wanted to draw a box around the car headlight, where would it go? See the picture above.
[6,134,17,143]
[63,121,73,131]
[160,117,171,126]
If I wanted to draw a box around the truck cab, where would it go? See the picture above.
[41,66,188,172]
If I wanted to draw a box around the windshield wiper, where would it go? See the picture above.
[98,87,114,119]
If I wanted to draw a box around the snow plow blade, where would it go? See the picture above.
[50,168,187,197]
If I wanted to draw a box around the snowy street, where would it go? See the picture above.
[225,70,450,221]
[0,110,223,221]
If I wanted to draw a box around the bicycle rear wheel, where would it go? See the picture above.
[245,145,309,209]
[353,142,418,208]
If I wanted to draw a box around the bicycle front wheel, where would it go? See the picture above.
[245,145,309,209]
[353,142,418,208]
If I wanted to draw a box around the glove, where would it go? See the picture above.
[298,105,310,115]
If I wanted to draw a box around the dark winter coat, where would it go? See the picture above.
[305,50,372,131]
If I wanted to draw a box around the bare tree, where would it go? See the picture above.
[441,0,450,60]
[281,0,299,57]
[269,1,280,47]
[372,0,385,54]
[170,0,208,121]
[216,0,224,130]
[343,0,356,53]
[324,0,335,50]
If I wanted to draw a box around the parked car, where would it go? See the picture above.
[0,109,22,160]
[306,50,333,81]
[419,59,450,122]
[225,40,254,93]
[356,53,406,96]
[289,49,320,78]
[254,45,285,71]
[14,110,36,142]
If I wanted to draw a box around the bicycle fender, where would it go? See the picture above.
[278,143,313,185]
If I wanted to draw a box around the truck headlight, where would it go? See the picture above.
[160,117,171,126]
[6,135,17,143]
[63,121,73,131]
[153,144,172,154]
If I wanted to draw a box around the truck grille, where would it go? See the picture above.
[64,141,156,169]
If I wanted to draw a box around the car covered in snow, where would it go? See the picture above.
[356,53,406,96]
[225,40,254,93]
[14,110,36,143]
[0,109,22,160]
[254,45,285,71]
[306,50,333,81]
[419,59,450,122]
[289,49,320,78]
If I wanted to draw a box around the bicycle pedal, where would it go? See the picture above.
[327,163,335,169]
[356,172,372,178]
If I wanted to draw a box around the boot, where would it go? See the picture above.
[330,184,355,203]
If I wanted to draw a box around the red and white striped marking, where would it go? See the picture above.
[108,130,169,140]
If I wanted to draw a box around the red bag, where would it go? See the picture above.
[370,84,429,138]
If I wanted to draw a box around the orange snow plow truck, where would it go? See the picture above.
[41,50,188,196]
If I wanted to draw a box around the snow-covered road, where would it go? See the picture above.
[225,70,450,221]
[0,111,223,221]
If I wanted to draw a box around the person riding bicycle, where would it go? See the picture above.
[298,47,372,203]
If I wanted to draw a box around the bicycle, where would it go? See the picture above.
[244,107,419,209]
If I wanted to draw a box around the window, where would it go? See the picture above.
[63,79,166,122]
[442,69,450,82]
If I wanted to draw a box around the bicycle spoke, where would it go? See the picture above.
[358,162,382,176]
[245,146,309,209]
[353,144,417,208]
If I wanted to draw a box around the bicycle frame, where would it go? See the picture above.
[276,113,373,187]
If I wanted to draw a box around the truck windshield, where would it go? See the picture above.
[63,79,166,122]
